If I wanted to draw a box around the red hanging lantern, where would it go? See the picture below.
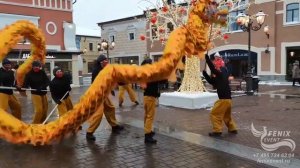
[162,6,168,13]
[159,28,165,33]
[150,17,157,24]
[140,35,146,41]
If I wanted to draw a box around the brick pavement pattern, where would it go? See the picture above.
[0,126,269,168]
[114,85,300,159]
[0,86,274,168]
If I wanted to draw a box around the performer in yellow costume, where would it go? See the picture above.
[0,58,22,119]
[141,58,161,144]
[49,67,73,117]
[23,61,49,124]
[86,55,124,141]
[202,53,237,137]
[118,83,139,107]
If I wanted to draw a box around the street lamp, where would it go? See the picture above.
[100,39,115,62]
[263,25,270,39]
[236,10,266,95]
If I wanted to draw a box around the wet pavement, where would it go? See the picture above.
[0,84,300,167]
[0,125,266,168]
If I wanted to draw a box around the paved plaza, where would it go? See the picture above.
[1,84,300,167]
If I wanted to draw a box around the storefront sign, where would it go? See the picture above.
[6,51,74,60]
[223,52,248,58]
[22,53,56,59]
[211,49,257,60]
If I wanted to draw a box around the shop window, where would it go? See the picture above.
[129,32,135,40]
[43,62,51,79]
[286,3,299,23]
[89,43,93,51]
[88,62,94,73]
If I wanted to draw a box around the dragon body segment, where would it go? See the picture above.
[0,0,213,145]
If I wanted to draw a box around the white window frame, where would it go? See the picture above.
[107,28,117,43]
[127,25,136,41]
[128,32,135,41]
[283,0,300,26]
[109,35,115,43]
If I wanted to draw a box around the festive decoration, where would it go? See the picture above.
[0,0,245,145]
[178,56,206,92]
[142,0,250,93]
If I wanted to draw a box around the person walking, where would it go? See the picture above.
[0,58,22,119]
[292,60,300,86]
[23,60,49,124]
[49,67,73,117]
[86,54,124,141]
[140,58,161,144]
[202,52,237,137]
[118,83,139,107]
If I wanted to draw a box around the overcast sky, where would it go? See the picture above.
[72,0,182,30]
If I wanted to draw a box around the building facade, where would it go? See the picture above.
[147,0,300,81]
[210,0,300,81]
[75,27,101,75]
[97,14,147,65]
[0,0,81,85]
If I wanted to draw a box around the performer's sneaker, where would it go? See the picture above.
[86,132,96,141]
[134,101,139,105]
[119,102,123,107]
[112,125,124,133]
[228,130,238,134]
[208,132,222,137]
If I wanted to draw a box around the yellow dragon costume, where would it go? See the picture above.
[0,0,228,145]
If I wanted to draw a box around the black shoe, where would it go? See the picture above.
[86,132,96,141]
[208,132,222,137]
[149,131,155,137]
[228,130,238,134]
[119,102,123,107]
[112,125,124,133]
[134,101,139,105]
[145,133,157,144]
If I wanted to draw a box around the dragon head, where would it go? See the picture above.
[184,0,229,58]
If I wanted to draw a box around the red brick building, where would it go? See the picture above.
[0,0,81,85]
